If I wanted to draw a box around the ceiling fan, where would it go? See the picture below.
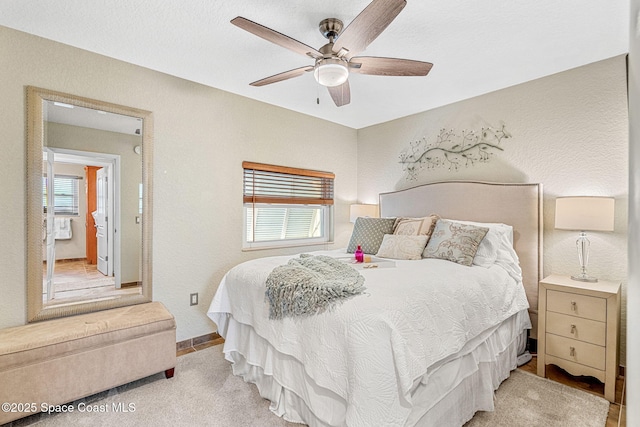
[231,0,433,107]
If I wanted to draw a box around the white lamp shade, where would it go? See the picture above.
[349,204,379,223]
[555,197,615,231]
[314,58,349,87]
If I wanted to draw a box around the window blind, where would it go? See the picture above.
[246,206,322,242]
[43,175,81,215]
[243,161,334,206]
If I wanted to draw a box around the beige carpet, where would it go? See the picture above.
[466,369,609,427]
[11,345,609,427]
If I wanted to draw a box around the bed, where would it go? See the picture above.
[208,181,543,427]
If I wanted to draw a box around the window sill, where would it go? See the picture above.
[242,241,335,252]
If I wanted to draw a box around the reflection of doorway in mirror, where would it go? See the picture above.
[41,148,139,307]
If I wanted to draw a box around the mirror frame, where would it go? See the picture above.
[26,86,154,322]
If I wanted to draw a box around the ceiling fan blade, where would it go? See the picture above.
[349,56,433,76]
[332,0,406,58]
[327,81,351,107]
[231,17,322,59]
[250,66,314,87]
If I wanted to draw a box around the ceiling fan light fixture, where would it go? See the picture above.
[314,58,349,87]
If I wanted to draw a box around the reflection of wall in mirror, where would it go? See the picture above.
[45,122,143,284]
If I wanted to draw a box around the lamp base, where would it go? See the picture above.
[571,274,598,283]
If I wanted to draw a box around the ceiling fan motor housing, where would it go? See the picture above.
[319,18,344,41]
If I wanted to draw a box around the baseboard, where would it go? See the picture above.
[120,281,141,288]
[176,332,224,353]
[43,258,87,264]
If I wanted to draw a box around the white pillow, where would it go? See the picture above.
[446,220,513,268]
[376,234,428,260]
[447,219,522,282]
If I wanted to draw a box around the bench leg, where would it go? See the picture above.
[165,368,175,379]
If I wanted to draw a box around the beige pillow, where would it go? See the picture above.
[376,234,428,260]
[423,219,489,266]
[393,215,439,238]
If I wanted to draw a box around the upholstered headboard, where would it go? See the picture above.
[379,181,543,338]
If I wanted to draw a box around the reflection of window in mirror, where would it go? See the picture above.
[42,174,81,215]
[27,86,153,322]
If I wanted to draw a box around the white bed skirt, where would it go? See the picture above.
[213,309,530,427]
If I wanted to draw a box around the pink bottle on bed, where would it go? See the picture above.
[355,245,364,263]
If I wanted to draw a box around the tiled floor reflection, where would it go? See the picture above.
[42,259,141,306]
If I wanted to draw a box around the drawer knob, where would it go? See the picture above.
[570,324,577,334]
[571,301,577,311]
[570,347,576,357]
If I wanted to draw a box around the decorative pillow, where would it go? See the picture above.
[347,217,397,254]
[423,219,489,266]
[451,220,522,280]
[447,220,513,268]
[393,215,439,239]
[376,234,428,260]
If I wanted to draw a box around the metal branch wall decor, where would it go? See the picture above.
[399,123,511,180]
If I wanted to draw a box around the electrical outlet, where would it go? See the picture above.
[190,293,198,306]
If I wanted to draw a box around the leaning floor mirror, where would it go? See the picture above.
[26,87,153,322]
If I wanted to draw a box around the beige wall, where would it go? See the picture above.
[0,26,358,340]
[356,55,629,364]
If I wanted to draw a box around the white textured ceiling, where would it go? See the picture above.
[45,101,143,136]
[0,0,629,129]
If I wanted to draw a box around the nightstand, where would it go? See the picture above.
[537,274,620,402]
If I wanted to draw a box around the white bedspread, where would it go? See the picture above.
[207,249,530,427]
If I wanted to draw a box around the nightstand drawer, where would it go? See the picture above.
[546,333,605,370]
[546,290,606,322]
[546,311,606,346]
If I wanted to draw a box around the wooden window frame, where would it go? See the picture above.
[242,161,334,249]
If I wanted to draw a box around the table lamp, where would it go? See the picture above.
[555,196,615,282]
[349,204,379,223]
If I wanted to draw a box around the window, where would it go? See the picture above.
[43,175,81,215]
[243,161,334,249]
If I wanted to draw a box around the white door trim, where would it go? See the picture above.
[46,148,121,289]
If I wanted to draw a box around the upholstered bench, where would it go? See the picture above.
[0,302,176,424]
